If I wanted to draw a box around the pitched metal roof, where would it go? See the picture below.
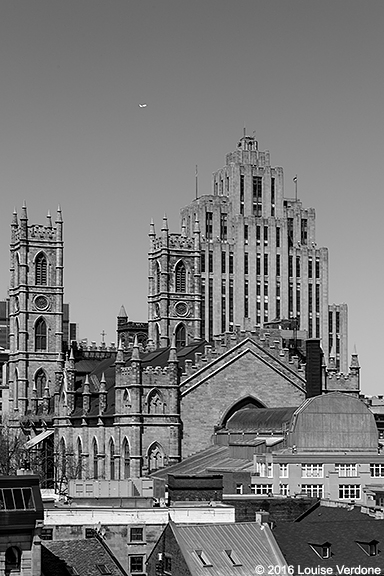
[151,445,253,480]
[226,406,297,433]
[171,522,287,575]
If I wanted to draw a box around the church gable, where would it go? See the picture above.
[180,337,306,457]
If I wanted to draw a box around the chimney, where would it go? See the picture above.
[305,339,323,398]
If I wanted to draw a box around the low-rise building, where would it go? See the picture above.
[146,520,287,576]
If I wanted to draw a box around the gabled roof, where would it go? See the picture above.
[169,522,287,575]
[273,519,384,570]
[150,445,253,480]
[42,538,128,576]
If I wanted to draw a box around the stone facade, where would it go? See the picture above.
[148,134,348,371]
[8,204,64,423]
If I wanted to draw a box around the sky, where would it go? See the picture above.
[0,0,383,395]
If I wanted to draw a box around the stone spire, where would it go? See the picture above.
[82,375,91,415]
[99,373,107,415]
[350,345,360,369]
[115,338,125,365]
[46,211,52,228]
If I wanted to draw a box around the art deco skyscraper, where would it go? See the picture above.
[148,134,348,372]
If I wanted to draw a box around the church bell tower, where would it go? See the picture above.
[8,204,64,420]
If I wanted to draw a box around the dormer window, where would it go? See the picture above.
[195,549,213,567]
[357,540,379,556]
[224,549,242,567]
[309,542,331,559]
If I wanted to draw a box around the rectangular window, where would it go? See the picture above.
[130,527,144,542]
[129,555,144,573]
[336,311,340,333]
[276,226,280,248]
[288,255,293,278]
[221,251,226,274]
[250,484,273,495]
[288,282,293,318]
[244,253,248,275]
[315,284,320,313]
[339,485,361,500]
[254,462,273,477]
[220,213,228,240]
[244,279,249,318]
[279,464,288,478]
[209,252,213,273]
[229,253,234,274]
[301,219,308,245]
[271,177,275,216]
[221,279,226,333]
[244,224,248,244]
[229,279,234,324]
[164,555,172,573]
[253,176,262,216]
[201,253,205,273]
[256,225,261,244]
[264,254,268,276]
[276,254,280,277]
[40,527,53,540]
[240,175,245,214]
[264,226,268,245]
[205,211,213,239]
[301,484,324,498]
[256,254,261,276]
[316,258,320,278]
[296,256,300,277]
[370,464,384,477]
[301,464,323,478]
[279,484,289,496]
[287,218,294,248]
[236,483,243,494]
[308,257,313,278]
[335,464,358,478]
[209,279,213,341]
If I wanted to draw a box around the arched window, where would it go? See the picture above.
[14,253,20,287]
[5,546,21,574]
[156,261,161,294]
[109,439,115,480]
[35,252,48,285]
[35,369,46,397]
[93,438,98,480]
[175,323,186,348]
[147,443,165,473]
[148,389,163,414]
[175,261,186,292]
[35,317,47,351]
[77,437,82,480]
[122,438,130,479]
[155,324,160,349]
[123,388,131,408]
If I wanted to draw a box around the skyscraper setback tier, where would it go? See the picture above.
[148,134,347,372]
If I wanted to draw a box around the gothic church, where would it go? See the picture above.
[6,135,359,483]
